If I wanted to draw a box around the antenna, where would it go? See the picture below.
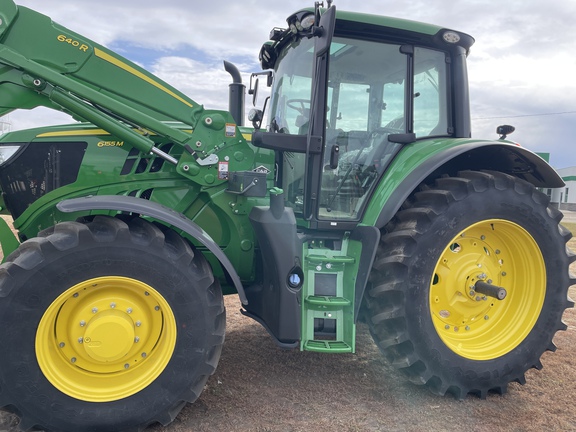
[327,0,333,6]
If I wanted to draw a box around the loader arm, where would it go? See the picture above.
[0,0,209,162]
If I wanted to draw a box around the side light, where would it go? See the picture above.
[248,108,263,123]
[0,145,20,165]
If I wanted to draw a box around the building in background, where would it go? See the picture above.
[533,152,574,211]
[550,166,576,211]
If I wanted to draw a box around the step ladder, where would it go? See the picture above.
[301,238,356,353]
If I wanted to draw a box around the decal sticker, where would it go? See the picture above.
[218,161,229,180]
[97,141,124,147]
[253,165,271,174]
[57,34,89,52]
[225,123,236,138]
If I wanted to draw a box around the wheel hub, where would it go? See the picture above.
[83,311,135,362]
[430,219,545,360]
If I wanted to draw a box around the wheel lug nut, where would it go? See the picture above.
[59,342,65,348]
[80,320,86,327]
[78,337,83,344]
[71,357,77,363]
[127,308,133,314]
[134,337,140,343]
[484,315,489,320]
[124,364,130,369]
[92,307,98,313]
[445,325,450,330]
[135,321,142,327]
[141,352,147,358]
[154,306,160,311]
[110,302,116,309]
[465,326,470,331]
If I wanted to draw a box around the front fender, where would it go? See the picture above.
[362,139,563,229]
[57,195,247,304]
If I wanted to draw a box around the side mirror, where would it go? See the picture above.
[314,5,336,57]
[249,78,259,106]
[248,71,273,107]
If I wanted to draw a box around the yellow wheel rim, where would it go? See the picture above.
[36,276,177,402]
[430,219,545,360]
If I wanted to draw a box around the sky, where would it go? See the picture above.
[6,0,576,169]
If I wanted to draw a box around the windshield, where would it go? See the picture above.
[267,37,314,213]
[268,37,315,135]
[269,34,449,221]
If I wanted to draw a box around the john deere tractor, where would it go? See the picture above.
[0,1,572,431]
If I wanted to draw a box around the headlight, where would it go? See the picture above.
[443,31,461,44]
[300,14,315,30]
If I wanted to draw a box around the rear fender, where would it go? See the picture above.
[362,140,564,229]
[56,195,247,304]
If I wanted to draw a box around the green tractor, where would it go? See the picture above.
[0,1,572,431]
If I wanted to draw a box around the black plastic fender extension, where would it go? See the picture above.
[56,195,247,304]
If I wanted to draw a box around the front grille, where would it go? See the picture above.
[120,143,174,175]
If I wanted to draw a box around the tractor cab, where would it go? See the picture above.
[252,5,474,229]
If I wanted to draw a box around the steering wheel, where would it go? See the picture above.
[286,99,310,115]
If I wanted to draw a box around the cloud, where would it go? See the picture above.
[7,0,576,169]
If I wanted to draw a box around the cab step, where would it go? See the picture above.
[301,237,357,353]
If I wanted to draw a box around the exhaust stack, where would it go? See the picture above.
[224,61,245,126]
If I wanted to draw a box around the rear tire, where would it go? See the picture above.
[365,170,575,398]
[0,216,225,431]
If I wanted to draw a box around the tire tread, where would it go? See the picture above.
[364,170,575,398]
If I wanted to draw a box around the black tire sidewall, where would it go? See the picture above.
[0,226,220,431]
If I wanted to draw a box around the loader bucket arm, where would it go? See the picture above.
[0,0,205,156]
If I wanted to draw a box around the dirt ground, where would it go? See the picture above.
[0,223,575,432]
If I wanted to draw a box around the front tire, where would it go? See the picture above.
[365,170,575,398]
[0,216,225,431]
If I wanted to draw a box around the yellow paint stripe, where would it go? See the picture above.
[37,128,192,139]
[94,47,193,108]
[37,129,110,138]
